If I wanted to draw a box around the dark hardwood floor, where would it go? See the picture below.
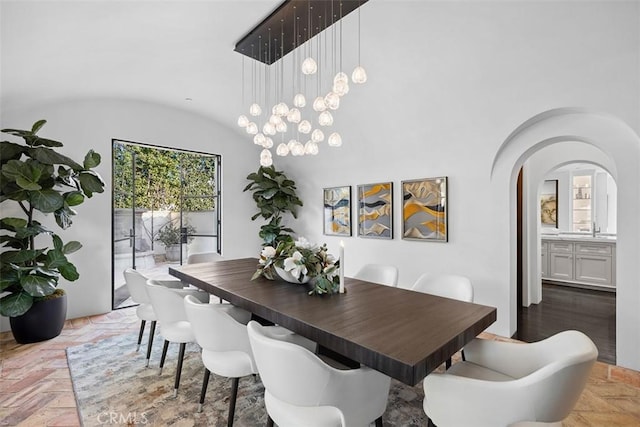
[517,282,616,364]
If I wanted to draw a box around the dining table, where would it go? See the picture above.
[169,257,497,386]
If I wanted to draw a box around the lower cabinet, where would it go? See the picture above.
[541,238,615,289]
[549,252,574,281]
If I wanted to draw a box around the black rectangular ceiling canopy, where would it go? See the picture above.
[234,0,368,65]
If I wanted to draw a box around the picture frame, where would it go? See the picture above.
[357,182,393,239]
[401,177,448,242]
[541,179,558,227]
[323,186,352,236]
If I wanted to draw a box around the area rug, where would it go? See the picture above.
[67,332,428,426]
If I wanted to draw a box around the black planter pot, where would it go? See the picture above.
[10,294,68,344]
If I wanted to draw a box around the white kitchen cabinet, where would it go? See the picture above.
[549,252,574,281]
[542,236,615,290]
[541,241,549,278]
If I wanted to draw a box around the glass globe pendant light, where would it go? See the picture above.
[293,93,306,108]
[328,132,342,147]
[324,92,340,110]
[276,120,287,133]
[352,66,367,84]
[312,96,327,112]
[318,111,334,126]
[286,108,301,123]
[301,57,317,75]
[292,141,305,156]
[311,128,324,142]
[237,115,249,128]
[269,114,281,125]
[263,122,276,136]
[260,149,273,167]
[276,142,290,156]
[287,139,298,151]
[263,137,274,149]
[351,5,367,84]
[253,133,266,145]
[246,122,258,135]
[304,141,319,155]
[249,103,262,116]
[298,120,312,134]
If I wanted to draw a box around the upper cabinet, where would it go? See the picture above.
[543,164,617,234]
[572,174,592,232]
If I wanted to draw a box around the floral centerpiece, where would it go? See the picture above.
[252,237,340,295]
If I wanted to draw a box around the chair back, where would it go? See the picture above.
[145,279,192,325]
[248,321,332,407]
[411,273,473,302]
[123,268,151,304]
[184,294,253,356]
[187,252,222,264]
[355,264,399,287]
[521,331,598,422]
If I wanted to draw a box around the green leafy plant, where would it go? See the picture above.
[155,220,196,246]
[244,166,303,246]
[0,120,105,317]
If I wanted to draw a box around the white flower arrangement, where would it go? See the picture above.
[253,237,340,295]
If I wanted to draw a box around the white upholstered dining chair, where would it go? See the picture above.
[184,296,315,425]
[411,273,473,303]
[122,268,184,366]
[145,279,209,397]
[247,320,391,427]
[355,264,399,287]
[411,273,474,368]
[422,330,598,427]
[187,251,222,264]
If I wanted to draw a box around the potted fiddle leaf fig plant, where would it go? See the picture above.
[244,165,303,246]
[0,120,105,343]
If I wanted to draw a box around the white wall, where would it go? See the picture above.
[272,2,639,368]
[0,99,261,332]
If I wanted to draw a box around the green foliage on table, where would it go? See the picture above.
[0,120,105,317]
[253,238,340,295]
[244,166,303,246]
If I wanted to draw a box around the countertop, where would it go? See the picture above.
[541,234,617,243]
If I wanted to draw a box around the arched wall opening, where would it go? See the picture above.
[491,108,640,370]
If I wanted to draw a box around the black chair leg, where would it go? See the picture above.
[461,349,466,361]
[227,377,240,427]
[375,416,383,427]
[445,357,452,370]
[137,320,146,351]
[159,340,169,375]
[174,342,187,397]
[266,416,274,427]
[145,321,156,367]
[198,369,211,413]
[427,417,437,427]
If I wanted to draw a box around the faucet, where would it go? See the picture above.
[592,222,601,237]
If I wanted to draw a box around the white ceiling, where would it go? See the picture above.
[1,0,287,126]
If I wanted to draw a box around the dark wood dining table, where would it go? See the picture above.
[169,257,496,386]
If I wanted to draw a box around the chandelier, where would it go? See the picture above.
[235,0,368,166]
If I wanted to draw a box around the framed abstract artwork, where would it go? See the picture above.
[401,177,448,242]
[323,186,352,236]
[541,179,558,227]
[357,182,393,239]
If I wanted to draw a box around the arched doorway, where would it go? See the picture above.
[490,107,640,371]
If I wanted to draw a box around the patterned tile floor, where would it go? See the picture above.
[1,307,639,426]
